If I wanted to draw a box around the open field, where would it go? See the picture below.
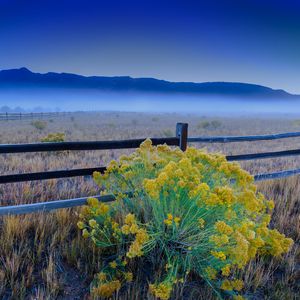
[0,112,299,299]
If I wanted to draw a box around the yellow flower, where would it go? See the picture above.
[211,250,226,261]
[87,197,99,207]
[135,228,149,244]
[221,279,233,291]
[127,240,143,258]
[109,261,117,269]
[92,280,121,298]
[221,264,231,276]
[107,160,119,172]
[88,219,97,228]
[77,221,84,229]
[231,279,244,291]
[111,221,119,232]
[82,229,89,238]
[164,219,173,226]
[209,234,229,247]
[267,199,275,210]
[198,218,205,228]
[215,221,233,235]
[174,217,181,226]
[164,214,180,227]
[221,279,243,291]
[125,213,135,225]
[130,223,139,234]
[97,272,106,281]
[157,172,168,185]
[205,266,217,280]
[121,224,130,235]
[233,296,245,300]
[124,272,133,282]
[143,179,159,199]
[140,138,153,149]
[95,203,109,215]
[149,282,173,300]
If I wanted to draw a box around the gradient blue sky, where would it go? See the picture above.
[1,0,300,93]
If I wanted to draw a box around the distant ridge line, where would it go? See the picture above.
[0,67,298,98]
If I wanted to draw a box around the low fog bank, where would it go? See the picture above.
[1,89,300,116]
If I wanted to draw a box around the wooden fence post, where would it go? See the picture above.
[176,123,188,151]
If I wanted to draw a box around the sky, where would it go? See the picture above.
[0,0,300,93]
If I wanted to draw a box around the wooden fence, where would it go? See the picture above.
[1,122,300,215]
[0,111,70,121]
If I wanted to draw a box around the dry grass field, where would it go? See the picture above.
[0,112,299,299]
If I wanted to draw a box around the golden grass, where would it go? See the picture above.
[0,112,299,299]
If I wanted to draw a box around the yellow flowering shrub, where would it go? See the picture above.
[40,132,65,142]
[77,139,293,299]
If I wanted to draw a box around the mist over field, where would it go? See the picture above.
[1,89,300,116]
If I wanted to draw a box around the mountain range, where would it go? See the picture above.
[0,67,298,99]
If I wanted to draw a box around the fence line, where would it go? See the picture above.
[0,167,106,184]
[0,194,115,216]
[0,111,70,121]
[188,131,300,143]
[2,148,300,183]
[1,122,300,215]
[226,148,300,161]
[0,137,179,154]
[253,168,300,181]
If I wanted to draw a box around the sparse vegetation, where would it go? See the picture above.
[162,129,174,137]
[40,132,65,143]
[197,120,222,130]
[0,112,299,299]
[31,120,47,131]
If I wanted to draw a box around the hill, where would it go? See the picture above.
[0,67,297,99]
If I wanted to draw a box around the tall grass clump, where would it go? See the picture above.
[77,140,293,299]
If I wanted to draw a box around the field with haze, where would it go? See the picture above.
[0,112,299,299]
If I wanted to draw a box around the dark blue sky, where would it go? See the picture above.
[1,0,300,93]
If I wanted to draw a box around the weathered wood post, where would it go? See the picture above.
[176,123,188,151]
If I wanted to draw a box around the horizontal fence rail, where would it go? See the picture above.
[0,112,70,121]
[0,167,106,184]
[226,148,300,161]
[0,137,179,153]
[0,194,115,216]
[254,168,300,181]
[188,131,300,143]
